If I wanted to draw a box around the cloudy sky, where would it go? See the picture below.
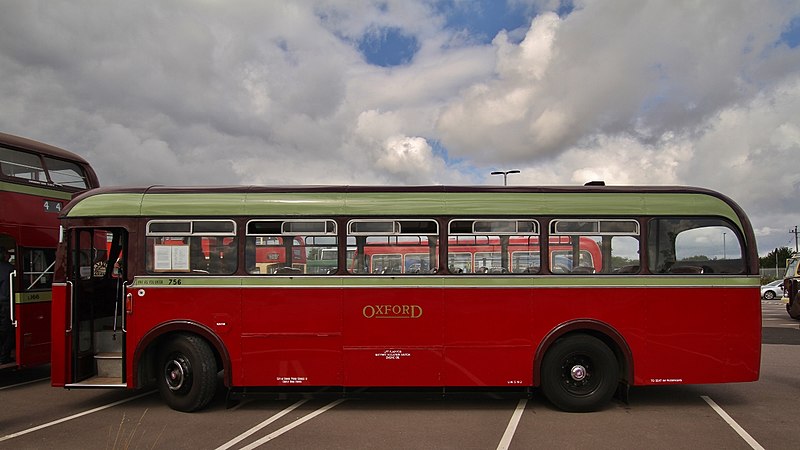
[1,0,799,256]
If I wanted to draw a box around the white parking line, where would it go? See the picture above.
[497,399,527,450]
[215,399,309,450]
[0,390,155,443]
[239,399,346,450]
[0,376,49,391]
[701,395,764,450]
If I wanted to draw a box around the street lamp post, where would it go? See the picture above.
[491,170,520,186]
[722,232,726,259]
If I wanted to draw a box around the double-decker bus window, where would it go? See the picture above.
[648,218,744,274]
[42,156,89,190]
[146,220,237,274]
[1,146,93,191]
[0,147,47,183]
[549,219,640,274]
[246,219,336,275]
[347,219,438,274]
[448,219,540,274]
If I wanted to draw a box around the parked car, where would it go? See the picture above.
[761,279,785,300]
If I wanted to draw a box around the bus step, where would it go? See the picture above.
[95,330,123,353]
[65,377,126,388]
[95,352,122,378]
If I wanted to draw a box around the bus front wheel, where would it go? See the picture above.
[540,334,619,412]
[157,334,218,412]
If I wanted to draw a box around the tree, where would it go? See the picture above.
[760,246,794,268]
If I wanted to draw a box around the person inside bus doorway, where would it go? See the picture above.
[0,246,14,364]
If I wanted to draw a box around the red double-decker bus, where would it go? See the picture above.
[0,132,99,369]
[51,185,760,412]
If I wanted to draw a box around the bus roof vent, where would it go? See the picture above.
[584,180,606,186]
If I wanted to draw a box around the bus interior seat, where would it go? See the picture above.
[614,265,640,274]
[667,265,704,274]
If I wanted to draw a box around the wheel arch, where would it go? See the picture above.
[533,319,633,387]
[132,320,231,389]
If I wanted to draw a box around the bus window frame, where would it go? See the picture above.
[548,218,641,275]
[346,218,439,275]
[146,219,237,274]
[447,218,541,275]
[246,219,337,276]
[647,216,746,275]
[0,145,91,192]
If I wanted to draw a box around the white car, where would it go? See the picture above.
[761,279,785,300]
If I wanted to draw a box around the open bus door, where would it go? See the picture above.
[64,227,128,386]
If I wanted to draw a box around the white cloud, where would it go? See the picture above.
[375,136,438,182]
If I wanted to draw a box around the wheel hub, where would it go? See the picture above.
[164,357,188,391]
[570,364,587,381]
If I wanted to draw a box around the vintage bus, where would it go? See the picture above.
[0,132,99,369]
[50,185,761,412]
[783,252,800,319]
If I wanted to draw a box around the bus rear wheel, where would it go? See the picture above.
[540,334,619,412]
[157,334,218,412]
[788,303,800,320]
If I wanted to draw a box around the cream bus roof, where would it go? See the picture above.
[61,185,747,229]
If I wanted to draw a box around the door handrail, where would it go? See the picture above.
[66,280,74,333]
[9,270,16,327]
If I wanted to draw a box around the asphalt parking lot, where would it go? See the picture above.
[1,299,798,450]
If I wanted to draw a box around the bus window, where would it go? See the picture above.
[0,147,47,184]
[246,219,336,275]
[549,219,640,274]
[448,219,540,274]
[146,220,237,274]
[448,252,472,273]
[347,219,438,274]
[648,218,744,274]
[22,248,56,291]
[42,156,90,189]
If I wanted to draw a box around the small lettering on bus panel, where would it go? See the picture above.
[276,377,308,384]
[375,349,412,360]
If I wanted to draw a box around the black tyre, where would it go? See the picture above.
[157,334,218,412]
[540,334,619,412]
[789,300,800,320]
[764,290,776,300]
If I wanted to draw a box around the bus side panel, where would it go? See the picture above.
[15,297,51,366]
[2,191,63,248]
[443,287,534,386]
[532,286,646,384]
[532,285,759,386]
[127,285,242,385]
[342,285,443,386]
[50,282,71,387]
[240,287,342,386]
[641,285,759,384]
[724,286,761,381]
